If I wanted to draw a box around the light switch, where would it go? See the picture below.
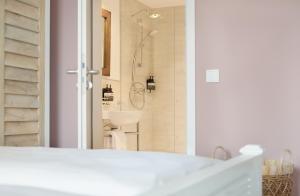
[206,69,219,83]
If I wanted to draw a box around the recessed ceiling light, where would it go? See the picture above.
[149,13,161,19]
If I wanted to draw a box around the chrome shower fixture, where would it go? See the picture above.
[131,9,161,19]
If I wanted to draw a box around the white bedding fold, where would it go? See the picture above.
[0,148,218,196]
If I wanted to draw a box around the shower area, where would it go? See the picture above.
[102,0,186,153]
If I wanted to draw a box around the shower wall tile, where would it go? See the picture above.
[117,1,186,153]
[152,6,186,153]
[174,7,186,153]
[120,0,153,151]
[152,133,175,152]
[152,8,175,152]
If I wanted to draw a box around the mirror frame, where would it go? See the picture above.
[102,8,111,76]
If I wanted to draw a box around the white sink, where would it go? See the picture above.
[102,111,142,126]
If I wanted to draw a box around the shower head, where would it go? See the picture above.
[133,29,158,64]
[140,30,158,44]
[132,30,158,55]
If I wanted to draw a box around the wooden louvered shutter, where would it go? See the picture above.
[0,0,45,146]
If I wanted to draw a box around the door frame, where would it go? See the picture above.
[77,0,88,149]
[186,0,196,155]
[77,0,197,154]
[77,0,102,149]
[44,0,50,147]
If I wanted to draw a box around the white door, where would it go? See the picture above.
[77,0,103,149]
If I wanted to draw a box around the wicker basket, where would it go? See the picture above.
[263,150,294,196]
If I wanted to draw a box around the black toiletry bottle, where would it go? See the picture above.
[107,85,114,101]
[147,75,156,92]
[109,85,112,93]
[102,84,108,100]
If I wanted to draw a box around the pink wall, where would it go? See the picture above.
[195,0,300,194]
[50,0,78,148]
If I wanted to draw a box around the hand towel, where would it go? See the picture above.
[111,131,127,150]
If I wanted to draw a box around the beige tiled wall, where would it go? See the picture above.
[102,0,186,153]
[152,7,186,153]
[174,7,186,153]
[119,0,154,151]
[152,8,175,152]
[101,0,121,112]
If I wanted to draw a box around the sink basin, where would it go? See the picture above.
[102,111,142,126]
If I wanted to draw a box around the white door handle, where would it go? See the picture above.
[86,81,93,89]
[67,70,99,75]
[66,69,78,74]
[87,70,99,75]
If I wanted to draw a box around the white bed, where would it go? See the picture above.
[0,145,263,196]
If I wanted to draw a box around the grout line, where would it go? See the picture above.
[173,7,176,153]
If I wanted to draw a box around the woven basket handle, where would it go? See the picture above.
[280,149,293,175]
[280,149,292,165]
[213,146,228,160]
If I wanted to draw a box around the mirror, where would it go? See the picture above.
[102,9,111,76]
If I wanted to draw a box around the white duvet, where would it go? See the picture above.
[0,148,217,196]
